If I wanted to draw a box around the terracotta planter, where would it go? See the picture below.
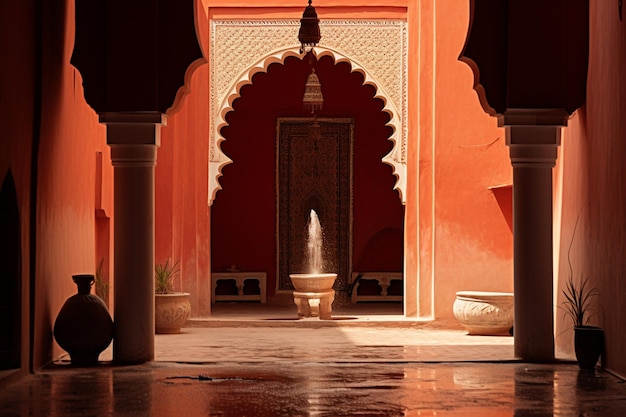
[453,291,514,335]
[155,293,191,334]
[574,325,604,370]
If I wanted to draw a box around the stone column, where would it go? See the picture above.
[502,111,564,362]
[100,112,165,364]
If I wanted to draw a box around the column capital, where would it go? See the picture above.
[497,108,570,127]
[99,111,167,125]
[505,124,561,168]
[100,112,166,147]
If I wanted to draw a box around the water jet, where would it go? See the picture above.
[289,209,337,319]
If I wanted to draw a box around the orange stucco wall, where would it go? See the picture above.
[157,64,211,316]
[431,1,513,320]
[1,0,111,370]
[155,1,211,317]
[34,1,110,368]
[556,1,626,377]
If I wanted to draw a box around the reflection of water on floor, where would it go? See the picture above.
[4,362,626,416]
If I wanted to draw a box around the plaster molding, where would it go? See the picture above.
[505,125,561,168]
[497,108,570,127]
[209,19,407,204]
[100,112,166,148]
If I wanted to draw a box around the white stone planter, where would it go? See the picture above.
[453,291,514,335]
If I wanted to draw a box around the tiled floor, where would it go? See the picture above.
[2,303,626,416]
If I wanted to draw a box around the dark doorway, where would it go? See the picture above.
[0,171,21,370]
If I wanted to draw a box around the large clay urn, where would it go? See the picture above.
[53,274,114,366]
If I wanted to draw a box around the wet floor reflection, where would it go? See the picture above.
[1,362,626,416]
[513,366,555,416]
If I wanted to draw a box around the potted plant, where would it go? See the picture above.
[154,259,191,334]
[560,271,604,370]
[95,258,109,307]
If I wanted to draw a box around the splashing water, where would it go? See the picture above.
[306,209,324,274]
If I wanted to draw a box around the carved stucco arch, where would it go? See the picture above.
[209,20,407,204]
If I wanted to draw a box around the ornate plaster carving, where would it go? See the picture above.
[210,19,407,204]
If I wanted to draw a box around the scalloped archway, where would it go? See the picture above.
[209,45,406,204]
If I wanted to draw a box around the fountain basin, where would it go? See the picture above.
[290,273,337,292]
[290,273,337,320]
[453,291,514,335]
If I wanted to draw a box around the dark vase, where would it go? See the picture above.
[574,325,604,370]
[53,274,114,366]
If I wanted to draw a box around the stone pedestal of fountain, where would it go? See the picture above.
[290,273,337,320]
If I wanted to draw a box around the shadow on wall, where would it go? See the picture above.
[489,184,512,233]
[354,227,403,272]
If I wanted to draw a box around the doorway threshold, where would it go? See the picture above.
[191,302,439,329]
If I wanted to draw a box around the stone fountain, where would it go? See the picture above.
[289,209,337,320]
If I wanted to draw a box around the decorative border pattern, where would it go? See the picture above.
[209,19,407,203]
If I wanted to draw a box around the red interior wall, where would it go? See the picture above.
[556,1,626,377]
[211,55,404,298]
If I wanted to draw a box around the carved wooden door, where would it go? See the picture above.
[277,118,353,293]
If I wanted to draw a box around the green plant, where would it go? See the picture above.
[155,259,180,294]
[95,258,109,303]
[560,217,599,328]
[561,274,599,328]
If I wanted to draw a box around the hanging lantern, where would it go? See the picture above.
[298,0,321,54]
[303,68,323,114]
[308,120,322,142]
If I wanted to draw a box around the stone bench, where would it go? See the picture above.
[350,272,403,303]
[211,272,267,303]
